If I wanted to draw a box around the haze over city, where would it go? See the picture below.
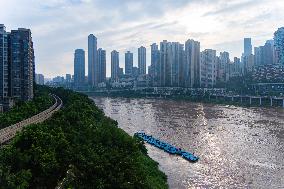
[2,0,284,78]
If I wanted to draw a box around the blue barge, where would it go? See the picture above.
[134,132,199,162]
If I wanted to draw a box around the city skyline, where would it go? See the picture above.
[2,0,284,78]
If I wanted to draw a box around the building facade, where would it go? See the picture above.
[244,38,252,56]
[184,39,200,88]
[219,51,230,82]
[160,40,172,87]
[138,46,146,75]
[0,24,8,100]
[274,27,284,65]
[125,51,133,77]
[111,50,119,81]
[200,49,217,88]
[149,43,160,86]
[88,34,97,86]
[9,28,34,101]
[97,48,106,83]
[74,49,85,87]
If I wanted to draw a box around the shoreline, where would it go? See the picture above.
[86,92,284,109]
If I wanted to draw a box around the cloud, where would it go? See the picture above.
[1,0,284,78]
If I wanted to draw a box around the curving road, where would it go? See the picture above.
[0,94,63,145]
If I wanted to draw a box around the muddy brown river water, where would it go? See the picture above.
[92,97,284,189]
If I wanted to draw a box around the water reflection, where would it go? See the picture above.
[92,97,284,189]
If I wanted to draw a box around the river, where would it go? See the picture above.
[91,97,284,189]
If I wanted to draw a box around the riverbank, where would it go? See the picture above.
[88,91,284,108]
[0,86,168,188]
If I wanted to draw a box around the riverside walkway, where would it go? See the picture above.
[0,94,63,145]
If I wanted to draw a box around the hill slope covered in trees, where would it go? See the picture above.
[0,86,168,189]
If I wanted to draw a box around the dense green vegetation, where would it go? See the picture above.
[0,86,168,189]
[0,86,53,129]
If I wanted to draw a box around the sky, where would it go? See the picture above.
[1,0,284,78]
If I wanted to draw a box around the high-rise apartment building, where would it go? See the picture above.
[219,52,230,82]
[97,48,106,83]
[74,49,85,87]
[0,24,8,99]
[244,38,252,56]
[200,49,217,88]
[243,54,254,74]
[150,43,160,86]
[170,42,184,87]
[111,50,120,80]
[160,40,172,87]
[35,74,44,85]
[274,27,284,65]
[254,40,275,66]
[138,46,146,75]
[125,51,133,76]
[88,34,98,86]
[184,39,200,88]
[9,28,34,101]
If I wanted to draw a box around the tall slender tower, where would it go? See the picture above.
[111,50,119,80]
[74,49,85,87]
[97,48,106,83]
[125,51,133,76]
[150,43,160,86]
[160,40,172,87]
[88,34,97,86]
[138,46,146,75]
[244,38,252,56]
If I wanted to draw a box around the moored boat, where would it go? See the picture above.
[134,132,199,162]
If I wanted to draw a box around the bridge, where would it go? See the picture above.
[0,94,63,145]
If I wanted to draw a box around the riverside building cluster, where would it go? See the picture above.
[0,24,35,112]
[49,27,284,93]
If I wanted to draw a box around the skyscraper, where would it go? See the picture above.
[254,41,274,66]
[0,24,8,99]
[170,42,184,87]
[150,43,160,86]
[160,40,171,87]
[88,34,97,86]
[219,52,230,82]
[111,50,119,80]
[97,48,106,83]
[125,51,133,76]
[138,46,146,75]
[9,28,34,101]
[200,49,217,88]
[74,49,85,87]
[244,38,252,56]
[274,27,284,65]
[184,39,200,88]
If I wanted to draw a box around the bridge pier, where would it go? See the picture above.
[270,98,273,107]
[259,98,262,106]
[249,97,252,105]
